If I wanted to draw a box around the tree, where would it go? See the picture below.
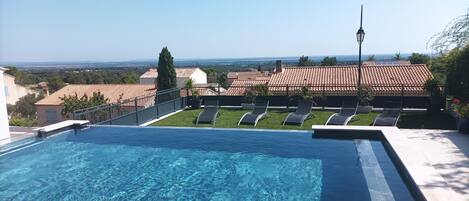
[367,55,375,61]
[298,55,314,66]
[4,66,19,77]
[257,65,262,71]
[409,53,430,65]
[394,52,401,60]
[446,45,469,101]
[156,47,177,90]
[13,93,44,118]
[217,72,228,89]
[428,10,469,53]
[60,91,109,118]
[202,67,218,83]
[121,72,138,83]
[320,56,337,66]
[48,75,65,92]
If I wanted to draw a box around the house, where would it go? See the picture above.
[0,68,10,141]
[3,73,40,105]
[35,84,155,126]
[139,67,207,89]
[268,63,433,96]
[227,71,270,84]
[224,59,433,96]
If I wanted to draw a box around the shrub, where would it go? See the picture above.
[424,78,443,113]
[459,104,469,119]
[358,86,374,106]
[243,84,269,103]
[9,117,38,127]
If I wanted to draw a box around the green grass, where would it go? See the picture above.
[151,108,458,130]
[152,108,376,130]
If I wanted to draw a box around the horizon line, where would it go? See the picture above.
[0,52,427,64]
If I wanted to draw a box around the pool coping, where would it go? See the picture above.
[33,120,89,137]
[311,125,465,201]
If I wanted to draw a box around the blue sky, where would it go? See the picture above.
[1,0,468,62]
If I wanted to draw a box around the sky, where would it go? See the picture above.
[0,0,468,62]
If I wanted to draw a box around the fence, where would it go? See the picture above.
[73,88,186,125]
[188,84,446,109]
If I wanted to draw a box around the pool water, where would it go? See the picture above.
[0,126,415,201]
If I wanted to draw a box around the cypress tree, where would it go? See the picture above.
[156,47,177,90]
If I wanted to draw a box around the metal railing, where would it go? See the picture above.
[184,84,446,109]
[217,84,442,97]
[73,88,186,125]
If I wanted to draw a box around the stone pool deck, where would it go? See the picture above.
[0,126,37,146]
[312,126,469,201]
[397,129,468,201]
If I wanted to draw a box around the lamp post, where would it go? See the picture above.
[356,5,365,94]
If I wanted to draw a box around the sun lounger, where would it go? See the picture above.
[325,101,358,125]
[238,100,269,126]
[283,99,314,126]
[373,102,401,126]
[196,100,219,125]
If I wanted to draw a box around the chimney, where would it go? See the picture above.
[275,60,283,73]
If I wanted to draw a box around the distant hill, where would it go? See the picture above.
[1,54,411,70]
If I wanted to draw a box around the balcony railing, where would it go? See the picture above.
[73,88,185,125]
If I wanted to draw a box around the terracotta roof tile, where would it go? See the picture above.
[225,79,270,96]
[268,64,433,96]
[227,71,269,79]
[36,84,155,106]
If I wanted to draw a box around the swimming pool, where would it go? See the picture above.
[0,126,415,201]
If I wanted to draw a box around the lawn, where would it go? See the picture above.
[151,108,378,130]
[151,108,458,130]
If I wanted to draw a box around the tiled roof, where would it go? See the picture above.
[36,84,155,106]
[225,79,270,96]
[140,68,200,79]
[268,64,433,96]
[227,71,269,79]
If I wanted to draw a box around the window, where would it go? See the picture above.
[45,109,57,124]
[4,86,8,96]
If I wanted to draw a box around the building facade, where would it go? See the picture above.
[3,73,40,105]
[35,84,155,126]
[139,68,207,89]
[0,68,10,141]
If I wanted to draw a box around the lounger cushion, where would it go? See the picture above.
[327,115,351,125]
[284,114,308,125]
[240,113,261,124]
[374,117,398,126]
[197,108,218,123]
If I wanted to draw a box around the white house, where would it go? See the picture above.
[3,73,40,105]
[139,67,207,89]
[0,68,10,141]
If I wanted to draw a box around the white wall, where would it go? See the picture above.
[190,68,207,84]
[176,77,188,89]
[0,68,10,140]
[3,74,39,105]
[141,68,207,89]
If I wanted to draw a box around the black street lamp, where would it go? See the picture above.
[356,5,365,91]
